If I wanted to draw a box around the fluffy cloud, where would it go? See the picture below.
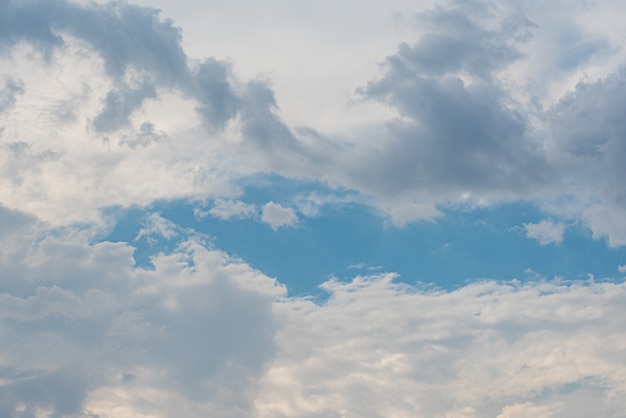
[1,209,625,417]
[2,1,626,414]
[0,206,284,417]
[261,202,298,230]
[523,219,566,246]
[204,198,258,221]
[1,0,626,246]
[256,275,626,417]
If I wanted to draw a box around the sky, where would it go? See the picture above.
[1,0,626,416]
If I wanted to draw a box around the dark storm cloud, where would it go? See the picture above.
[120,120,167,148]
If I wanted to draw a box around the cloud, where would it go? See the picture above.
[619,265,626,274]
[1,0,626,248]
[523,219,566,246]
[2,0,626,416]
[1,209,626,416]
[261,202,298,230]
[347,1,548,202]
[205,198,257,221]
[0,208,284,417]
[0,77,24,114]
[135,212,179,243]
[256,275,626,417]
[496,402,554,418]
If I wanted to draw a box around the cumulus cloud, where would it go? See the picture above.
[256,275,626,417]
[3,0,626,416]
[0,208,283,417]
[261,201,298,230]
[0,77,24,114]
[523,219,566,246]
[204,198,258,221]
[0,209,625,416]
[1,0,626,248]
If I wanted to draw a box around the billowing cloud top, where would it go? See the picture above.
[1,0,626,416]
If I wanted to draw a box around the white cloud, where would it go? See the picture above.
[3,0,626,416]
[584,205,626,248]
[1,209,625,416]
[256,275,626,417]
[496,402,555,418]
[261,202,298,230]
[0,208,284,417]
[523,220,566,246]
[205,198,257,221]
[618,265,626,274]
[135,213,179,243]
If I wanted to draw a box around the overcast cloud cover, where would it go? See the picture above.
[1,0,626,416]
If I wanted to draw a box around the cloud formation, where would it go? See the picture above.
[257,274,626,417]
[523,219,566,246]
[1,208,625,416]
[0,206,283,417]
[1,0,626,245]
[261,201,298,230]
[2,0,626,415]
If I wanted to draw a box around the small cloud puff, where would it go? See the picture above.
[523,219,566,246]
[135,213,179,244]
[205,199,257,221]
[261,202,298,230]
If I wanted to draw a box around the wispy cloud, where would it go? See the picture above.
[204,199,257,221]
[2,0,626,415]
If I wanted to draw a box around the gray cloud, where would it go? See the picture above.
[0,368,90,418]
[92,81,157,132]
[550,68,626,204]
[349,1,549,201]
[119,120,167,148]
[0,0,242,132]
[0,77,24,114]
[0,208,283,416]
